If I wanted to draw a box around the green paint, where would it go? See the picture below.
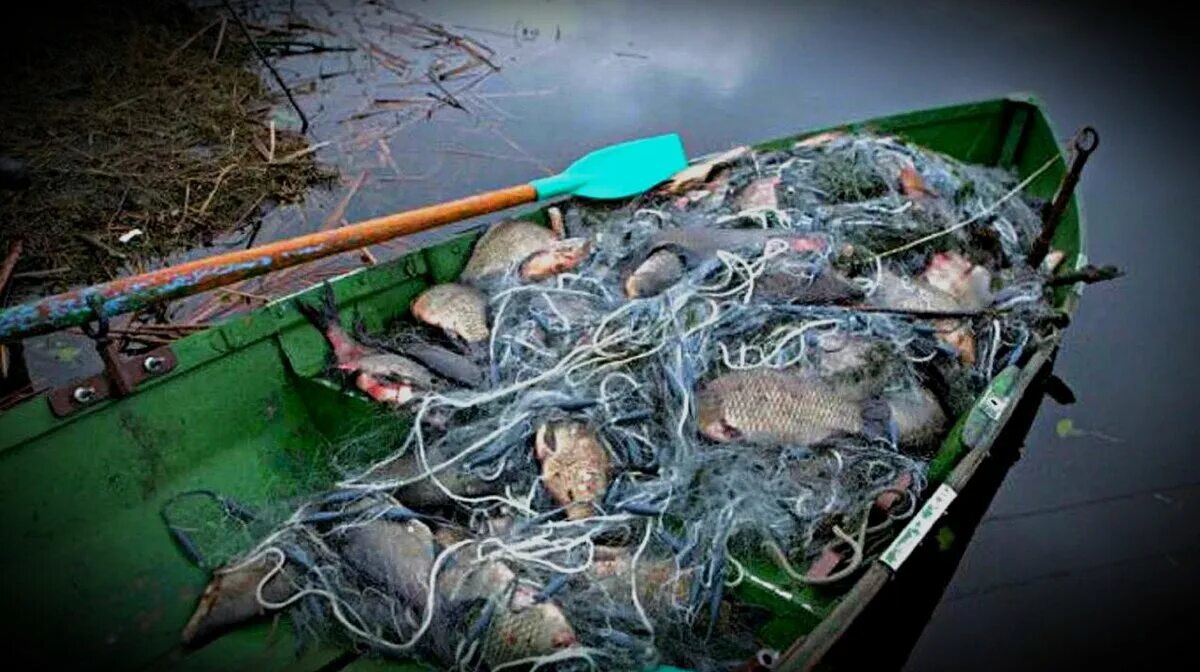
[0,96,1085,671]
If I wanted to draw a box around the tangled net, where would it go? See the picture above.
[175,132,1063,671]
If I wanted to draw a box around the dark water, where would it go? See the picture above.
[20,0,1200,667]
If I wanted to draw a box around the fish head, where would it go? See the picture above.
[520,238,591,280]
[624,248,685,298]
[923,251,991,308]
[355,372,414,405]
[534,420,610,519]
[486,602,578,664]
[697,390,742,443]
[410,291,434,324]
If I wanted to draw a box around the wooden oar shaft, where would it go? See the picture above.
[0,184,537,340]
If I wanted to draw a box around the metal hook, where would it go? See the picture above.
[79,295,109,343]
[1073,126,1099,156]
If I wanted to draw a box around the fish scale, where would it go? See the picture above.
[461,219,560,281]
[698,369,864,445]
[411,282,490,343]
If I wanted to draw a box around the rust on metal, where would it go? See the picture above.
[0,184,538,341]
[47,345,178,417]
[1027,126,1098,267]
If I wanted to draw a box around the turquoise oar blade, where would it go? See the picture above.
[530,133,688,200]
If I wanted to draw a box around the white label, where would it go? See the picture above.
[880,484,958,571]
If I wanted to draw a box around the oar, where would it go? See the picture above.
[0,134,687,340]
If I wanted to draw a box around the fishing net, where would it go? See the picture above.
[172,131,1063,670]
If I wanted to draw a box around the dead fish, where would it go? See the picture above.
[884,386,947,449]
[646,227,798,261]
[437,552,518,604]
[479,601,577,665]
[625,228,831,298]
[371,451,504,508]
[297,283,435,405]
[396,341,484,388]
[338,518,436,607]
[181,555,296,646]
[412,283,490,344]
[870,269,977,364]
[793,131,845,150]
[922,251,992,310]
[735,176,780,211]
[436,551,577,666]
[461,219,560,282]
[534,420,611,519]
[519,237,591,281]
[753,263,865,305]
[814,332,897,400]
[625,248,686,298]
[665,146,749,194]
[697,369,876,445]
[899,164,937,200]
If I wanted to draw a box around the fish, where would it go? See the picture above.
[370,450,504,508]
[519,237,591,281]
[752,261,865,305]
[478,601,578,666]
[921,251,992,310]
[436,550,577,666]
[869,269,978,364]
[624,228,839,298]
[297,282,435,405]
[460,219,560,282]
[814,332,897,400]
[337,518,437,607]
[735,176,781,211]
[411,283,490,344]
[395,341,484,388]
[181,555,297,646]
[646,227,802,261]
[697,369,877,445]
[884,386,947,448]
[534,420,611,520]
[664,146,749,194]
[899,164,937,200]
[624,248,685,298]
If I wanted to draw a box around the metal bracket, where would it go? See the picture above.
[47,344,177,417]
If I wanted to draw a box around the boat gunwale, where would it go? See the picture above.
[0,93,1086,671]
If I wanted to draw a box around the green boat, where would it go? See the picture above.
[0,94,1086,670]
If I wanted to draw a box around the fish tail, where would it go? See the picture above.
[296,282,366,364]
[295,281,340,333]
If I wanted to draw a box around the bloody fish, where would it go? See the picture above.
[297,283,435,405]
[519,237,591,281]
